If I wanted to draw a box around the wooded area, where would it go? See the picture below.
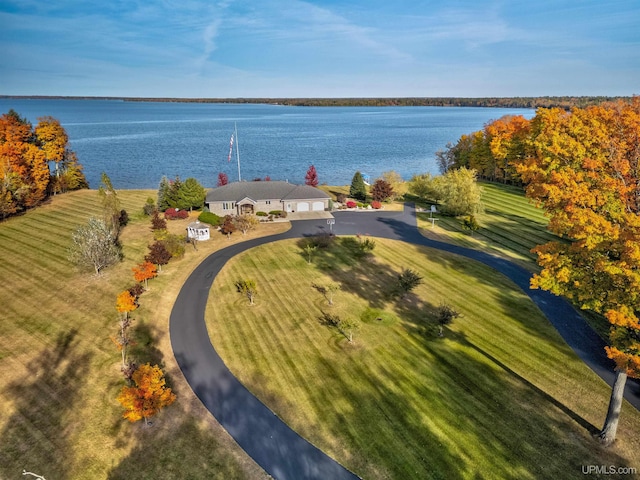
[0,109,87,219]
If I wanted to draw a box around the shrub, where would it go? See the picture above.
[128,283,145,298]
[143,197,156,216]
[307,233,335,249]
[394,268,423,298]
[371,201,382,209]
[198,211,222,226]
[164,208,189,220]
[268,210,287,218]
[336,193,347,203]
[462,215,480,234]
[256,211,268,217]
[151,211,167,230]
[162,234,186,258]
[346,201,357,209]
[118,209,129,227]
[356,202,366,208]
[221,215,236,236]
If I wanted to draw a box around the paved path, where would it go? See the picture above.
[170,204,639,480]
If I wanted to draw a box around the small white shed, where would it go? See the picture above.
[187,221,210,241]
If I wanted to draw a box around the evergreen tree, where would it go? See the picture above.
[350,171,367,201]
[166,176,183,209]
[157,176,171,211]
[178,177,206,211]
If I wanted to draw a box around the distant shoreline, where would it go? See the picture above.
[0,95,632,109]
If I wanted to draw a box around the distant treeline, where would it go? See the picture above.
[1,95,634,109]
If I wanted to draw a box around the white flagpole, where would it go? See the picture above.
[235,122,241,182]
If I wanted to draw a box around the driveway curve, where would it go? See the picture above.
[170,203,639,480]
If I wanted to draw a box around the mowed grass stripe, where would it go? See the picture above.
[1,241,71,276]
[481,183,548,219]
[216,246,349,427]
[480,216,556,247]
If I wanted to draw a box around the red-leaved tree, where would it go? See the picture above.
[217,172,229,187]
[305,165,319,187]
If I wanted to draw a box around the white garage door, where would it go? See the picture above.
[312,201,325,211]
[297,202,310,212]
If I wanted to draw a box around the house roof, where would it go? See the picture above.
[206,181,330,203]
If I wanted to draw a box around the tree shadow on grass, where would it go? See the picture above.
[129,320,166,372]
[378,214,587,348]
[0,329,93,480]
[107,412,251,480]
[110,318,170,444]
[349,328,630,478]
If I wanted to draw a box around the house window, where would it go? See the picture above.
[266,200,271,205]
[223,202,235,210]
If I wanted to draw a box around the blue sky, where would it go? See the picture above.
[1,0,638,97]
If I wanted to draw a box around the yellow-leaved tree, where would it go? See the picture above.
[516,98,640,446]
[117,363,176,425]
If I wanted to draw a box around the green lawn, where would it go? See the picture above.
[206,237,640,479]
[416,182,558,271]
[416,181,615,340]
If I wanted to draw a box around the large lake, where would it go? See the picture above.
[0,99,534,189]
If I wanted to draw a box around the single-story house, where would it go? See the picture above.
[205,181,331,216]
[187,220,210,241]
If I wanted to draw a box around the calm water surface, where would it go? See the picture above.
[0,99,534,189]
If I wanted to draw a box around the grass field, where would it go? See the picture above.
[206,237,640,479]
[416,182,558,271]
[415,182,613,340]
[0,190,284,480]
[2,185,638,479]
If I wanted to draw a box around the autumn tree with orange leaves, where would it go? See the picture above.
[442,114,531,184]
[516,98,640,446]
[0,110,87,219]
[132,260,157,288]
[117,363,176,425]
[116,290,137,320]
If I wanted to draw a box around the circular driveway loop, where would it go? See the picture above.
[170,204,639,480]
